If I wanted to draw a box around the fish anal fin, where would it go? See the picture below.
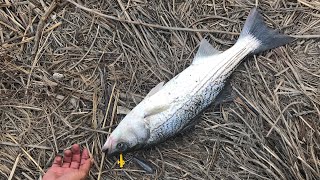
[179,117,198,135]
[214,82,236,106]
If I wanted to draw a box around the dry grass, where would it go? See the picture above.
[1,0,319,179]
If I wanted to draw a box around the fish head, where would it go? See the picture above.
[102,92,168,156]
[102,110,149,156]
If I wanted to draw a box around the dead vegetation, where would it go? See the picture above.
[0,0,319,179]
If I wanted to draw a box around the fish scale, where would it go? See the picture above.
[148,70,226,144]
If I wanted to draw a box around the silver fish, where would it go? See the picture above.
[102,8,293,155]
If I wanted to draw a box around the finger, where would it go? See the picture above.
[51,156,62,167]
[79,158,92,175]
[80,148,90,166]
[70,144,81,169]
[62,149,72,168]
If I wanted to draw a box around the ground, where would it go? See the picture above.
[0,0,319,179]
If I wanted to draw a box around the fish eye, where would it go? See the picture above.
[116,142,128,151]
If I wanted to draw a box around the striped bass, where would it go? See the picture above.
[102,8,293,156]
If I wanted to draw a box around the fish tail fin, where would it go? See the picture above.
[239,8,294,54]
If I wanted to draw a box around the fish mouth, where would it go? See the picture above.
[101,145,108,153]
[102,144,120,157]
[101,140,110,153]
[102,147,121,157]
[101,137,120,157]
[102,136,115,156]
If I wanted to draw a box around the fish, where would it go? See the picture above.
[102,8,293,156]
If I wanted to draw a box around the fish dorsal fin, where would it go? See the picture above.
[146,81,165,98]
[193,39,220,64]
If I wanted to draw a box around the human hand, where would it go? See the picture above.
[43,144,93,180]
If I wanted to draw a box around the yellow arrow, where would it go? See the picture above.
[117,153,125,168]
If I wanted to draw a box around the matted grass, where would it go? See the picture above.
[0,0,319,179]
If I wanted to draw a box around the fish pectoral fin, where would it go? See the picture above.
[192,39,221,65]
[146,81,165,98]
[144,103,170,118]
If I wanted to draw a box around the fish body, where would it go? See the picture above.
[102,8,293,155]
[143,36,260,145]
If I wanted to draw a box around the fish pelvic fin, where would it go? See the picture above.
[239,7,294,54]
